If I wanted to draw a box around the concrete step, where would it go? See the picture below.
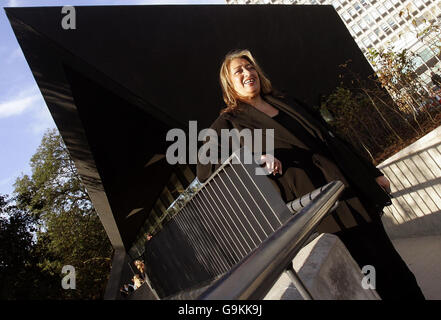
[264,233,380,300]
[391,235,441,300]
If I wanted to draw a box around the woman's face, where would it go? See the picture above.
[228,57,260,100]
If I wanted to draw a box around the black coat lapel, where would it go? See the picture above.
[223,101,311,150]
[264,95,326,142]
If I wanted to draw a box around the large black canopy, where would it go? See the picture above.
[6,4,374,251]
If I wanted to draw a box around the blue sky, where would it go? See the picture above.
[0,0,225,197]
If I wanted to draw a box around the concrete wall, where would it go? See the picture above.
[265,233,380,300]
[378,125,441,239]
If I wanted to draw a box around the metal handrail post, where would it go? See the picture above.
[286,264,313,300]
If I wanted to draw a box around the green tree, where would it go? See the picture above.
[321,55,441,164]
[0,194,35,298]
[13,128,113,299]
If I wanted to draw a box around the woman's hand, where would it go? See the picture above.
[376,176,391,194]
[260,154,282,176]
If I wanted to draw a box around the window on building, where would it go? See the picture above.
[381,22,390,33]
[406,3,418,15]
[352,24,362,34]
[331,0,340,9]
[359,0,370,9]
[359,19,368,31]
[361,37,371,47]
[394,13,404,24]
[370,8,380,20]
[384,0,393,11]
[373,27,381,36]
[420,72,431,86]
[414,0,425,9]
[342,11,351,22]
[419,48,434,62]
[422,11,433,23]
[432,40,441,55]
[348,7,357,17]
[354,3,363,13]
[368,32,377,42]
[414,16,426,27]
[412,56,423,69]
[391,0,400,6]
[377,4,387,15]
[364,15,374,26]
[387,18,397,29]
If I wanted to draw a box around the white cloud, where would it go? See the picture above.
[0,84,55,133]
[0,84,55,135]
[0,86,41,119]
[0,95,39,119]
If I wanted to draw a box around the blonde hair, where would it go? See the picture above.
[219,49,273,114]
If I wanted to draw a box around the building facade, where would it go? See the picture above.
[228,0,441,88]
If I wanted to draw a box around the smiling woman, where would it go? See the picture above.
[219,49,274,114]
[196,48,425,300]
[229,58,261,99]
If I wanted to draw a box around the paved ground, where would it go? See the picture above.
[391,235,441,300]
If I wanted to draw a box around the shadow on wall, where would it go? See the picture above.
[379,141,441,239]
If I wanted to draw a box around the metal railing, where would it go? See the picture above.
[198,180,345,300]
[144,148,295,298]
